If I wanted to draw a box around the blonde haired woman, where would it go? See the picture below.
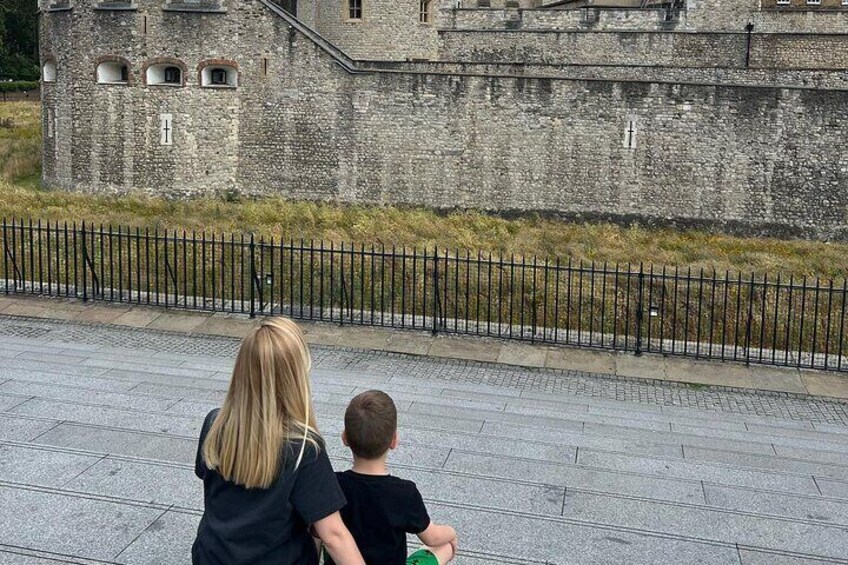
[192,318,364,565]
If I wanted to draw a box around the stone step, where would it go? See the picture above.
[561,490,848,561]
[5,374,848,474]
[446,450,821,499]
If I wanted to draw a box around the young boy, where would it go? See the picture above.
[325,390,458,565]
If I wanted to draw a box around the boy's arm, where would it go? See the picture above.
[416,522,457,549]
[312,511,365,565]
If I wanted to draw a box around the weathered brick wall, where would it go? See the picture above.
[761,0,848,8]
[687,0,848,32]
[297,0,440,60]
[450,7,681,31]
[41,0,848,239]
[437,29,848,70]
[368,60,848,90]
[438,30,747,67]
[448,1,848,34]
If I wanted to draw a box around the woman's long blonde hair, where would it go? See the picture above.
[202,317,319,489]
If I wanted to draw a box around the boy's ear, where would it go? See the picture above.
[341,430,349,447]
[389,431,399,450]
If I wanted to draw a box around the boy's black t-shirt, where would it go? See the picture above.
[192,409,346,565]
[326,470,431,565]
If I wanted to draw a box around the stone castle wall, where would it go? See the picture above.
[297,0,440,60]
[40,0,848,239]
[437,29,848,70]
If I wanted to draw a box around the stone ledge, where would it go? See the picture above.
[162,4,228,13]
[1,293,846,400]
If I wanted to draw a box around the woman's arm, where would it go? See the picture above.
[312,512,365,565]
[417,522,457,549]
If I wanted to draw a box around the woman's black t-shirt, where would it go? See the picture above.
[192,409,346,565]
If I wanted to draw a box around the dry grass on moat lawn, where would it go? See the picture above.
[1,101,845,280]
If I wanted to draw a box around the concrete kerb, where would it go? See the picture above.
[1,294,847,401]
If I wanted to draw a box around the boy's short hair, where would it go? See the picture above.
[344,390,397,459]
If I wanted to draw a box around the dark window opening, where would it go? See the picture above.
[164,66,181,84]
[210,68,228,85]
[348,0,362,20]
[120,65,129,82]
[419,0,431,23]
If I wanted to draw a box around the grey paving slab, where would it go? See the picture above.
[683,446,848,481]
[33,423,196,464]
[399,467,565,517]
[0,549,100,564]
[481,420,684,459]
[444,451,706,504]
[82,351,198,368]
[738,549,846,565]
[816,478,848,500]
[561,490,848,560]
[397,410,486,434]
[14,351,91,366]
[311,368,392,385]
[746,423,848,442]
[427,503,741,565]
[81,358,217,379]
[451,555,534,565]
[773,445,848,466]
[0,393,31,411]
[0,357,111,378]
[397,427,578,465]
[0,414,60,442]
[64,458,201,509]
[388,375,524,398]
[407,401,587,433]
[0,443,100,487]
[813,422,848,435]
[10,398,201,437]
[582,422,778,456]
[668,422,848,452]
[0,380,177,413]
[37,340,104,354]
[467,390,754,433]
[503,403,676,432]
[0,486,164,562]
[103,369,231,390]
[577,450,820,495]
[117,510,198,565]
[704,484,848,526]
[177,360,234,373]
[0,366,136,392]
[127,381,228,401]
[519,389,668,413]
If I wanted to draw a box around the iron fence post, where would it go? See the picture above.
[249,233,256,318]
[432,247,439,335]
[2,219,7,295]
[635,263,645,356]
[81,222,88,302]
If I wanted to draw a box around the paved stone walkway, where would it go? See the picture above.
[1,315,848,564]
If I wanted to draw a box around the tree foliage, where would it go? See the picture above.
[0,0,39,81]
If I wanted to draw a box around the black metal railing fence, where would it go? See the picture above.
[2,218,846,372]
